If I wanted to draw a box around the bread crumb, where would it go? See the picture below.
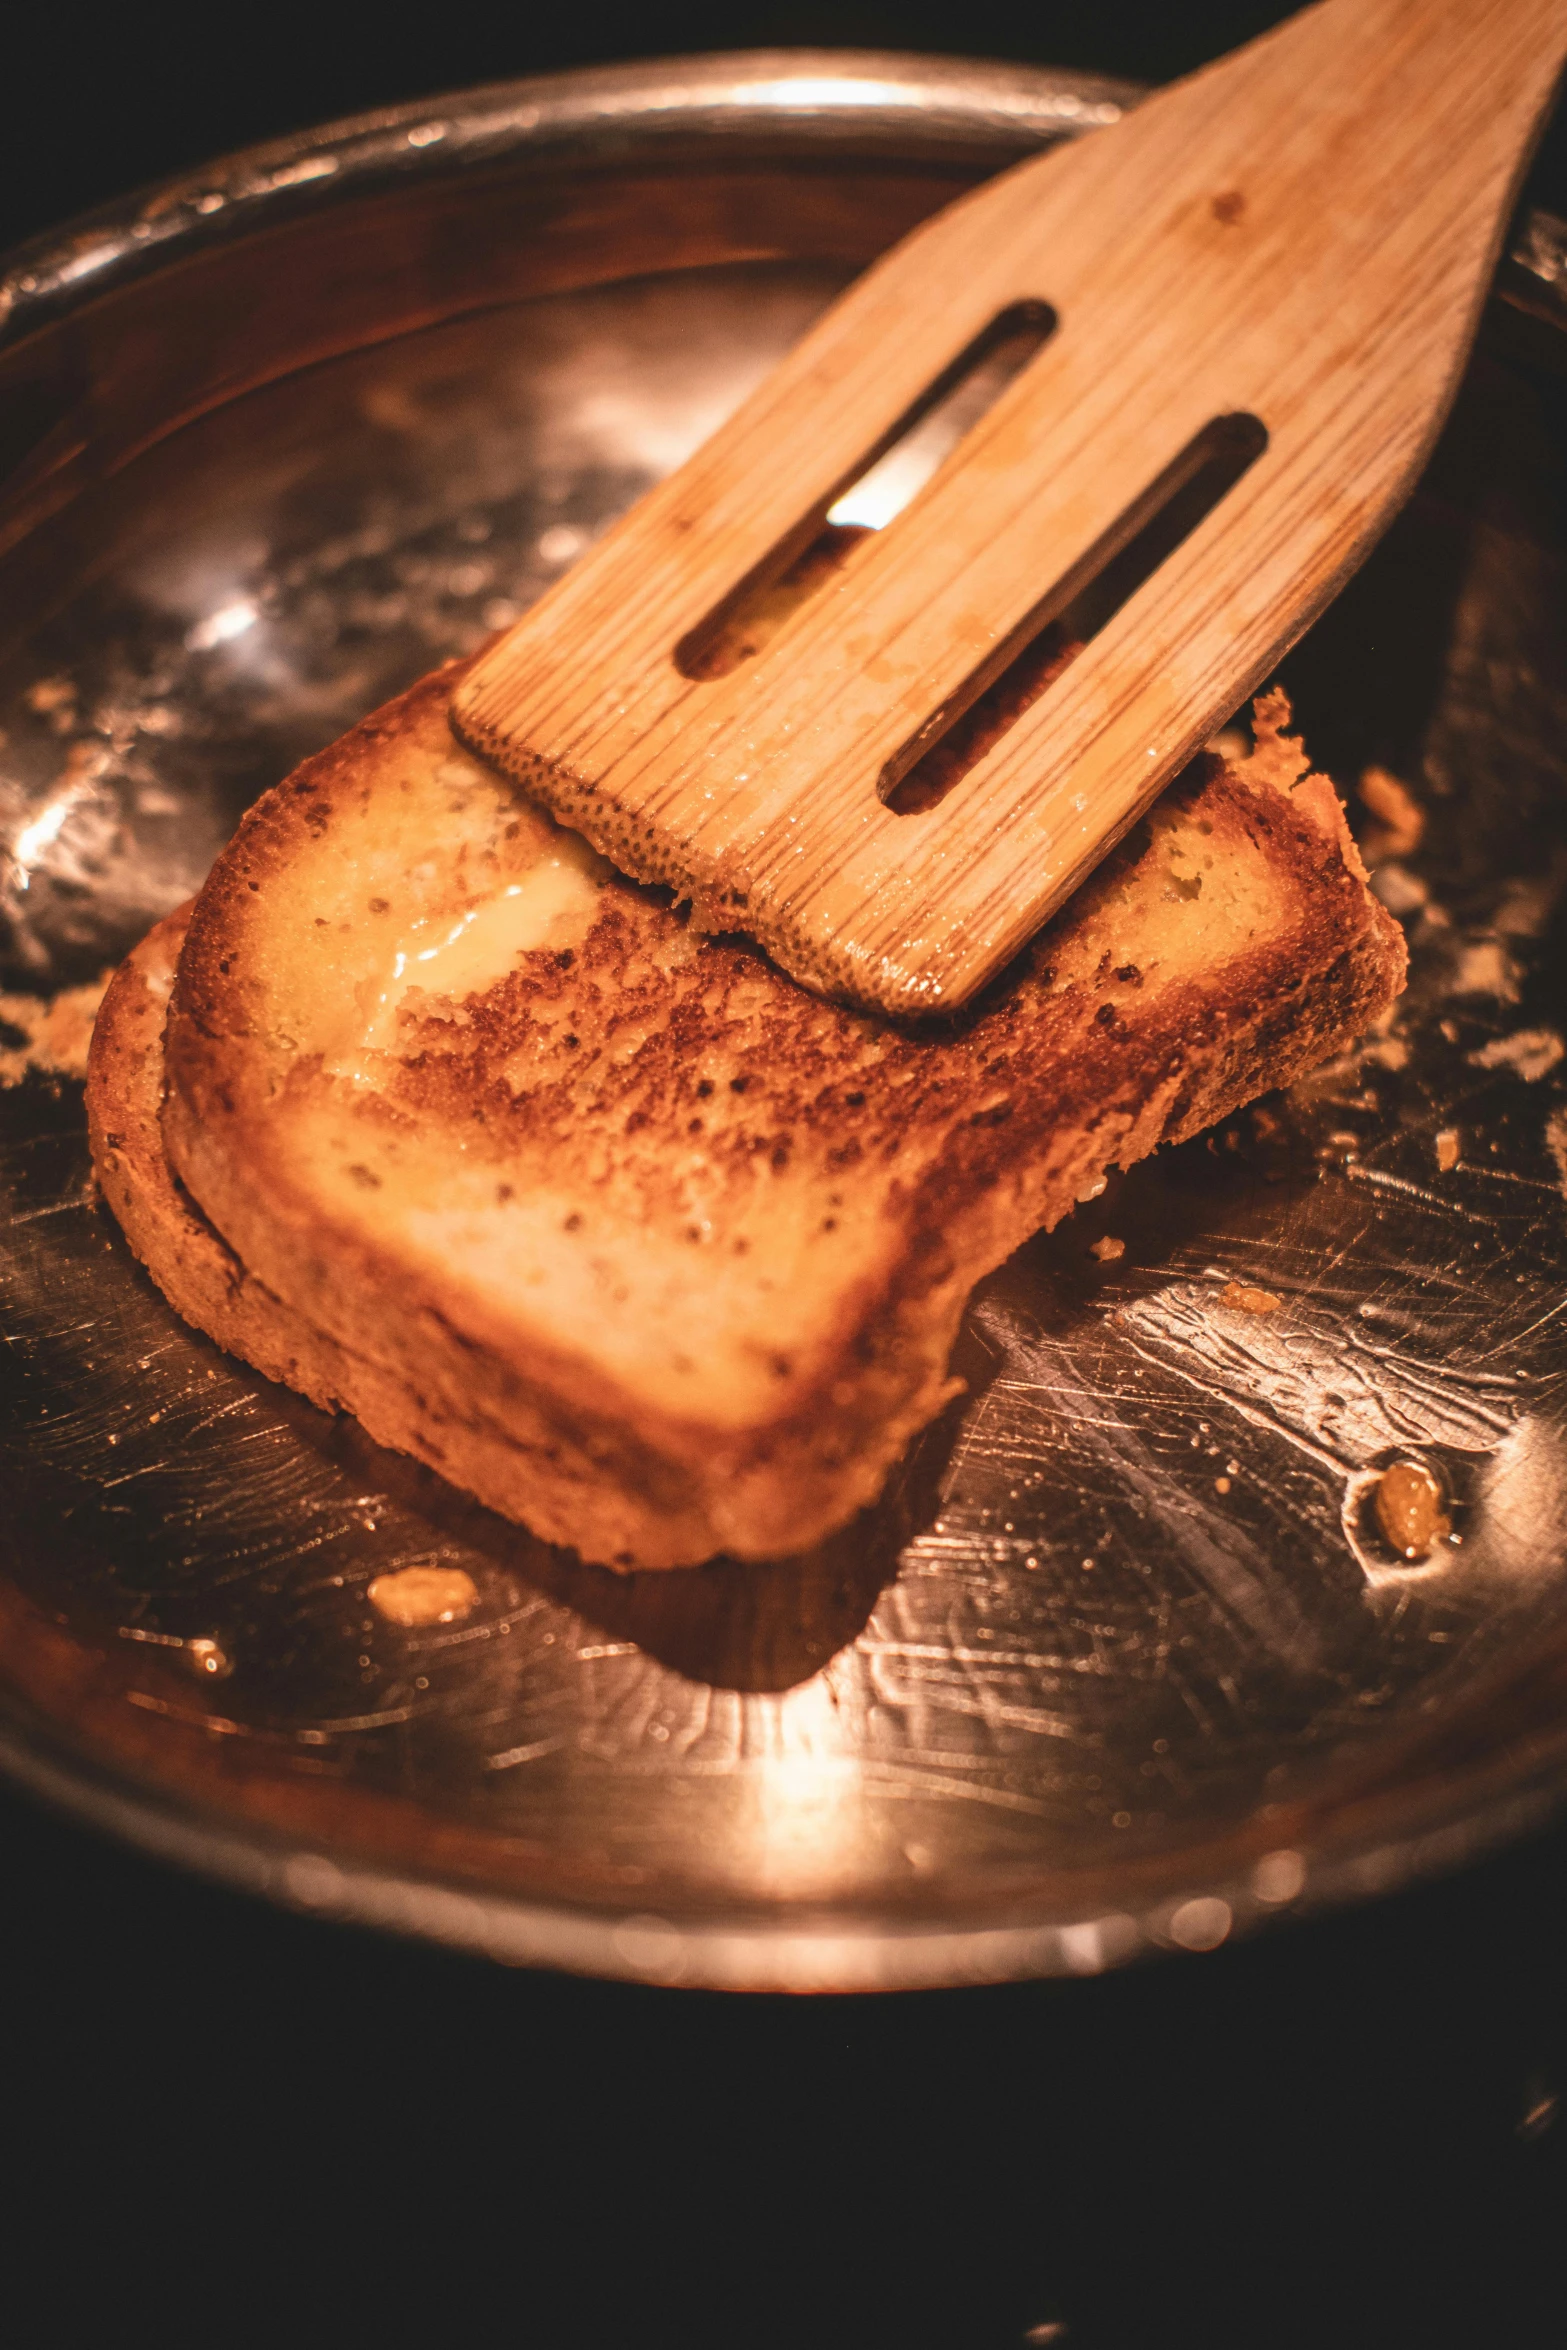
[1089,1234,1125,1262]
[1449,938,1519,1002]
[1214,1475,1232,1494]
[1494,868,1566,939]
[24,675,76,724]
[1219,1282,1282,1315]
[1547,1109,1567,1200]
[0,973,111,1085]
[367,1564,478,1627]
[1373,1459,1450,1561]
[1435,1127,1460,1172]
[1371,862,1428,917]
[1357,765,1424,862]
[1469,1028,1565,1082]
[1243,688,1311,795]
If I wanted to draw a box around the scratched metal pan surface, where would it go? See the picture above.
[4,55,1567,1991]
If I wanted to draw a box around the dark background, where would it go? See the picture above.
[7,0,1567,254]
[5,6,1567,2343]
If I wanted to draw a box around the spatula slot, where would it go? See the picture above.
[673,302,1055,682]
[881,411,1269,812]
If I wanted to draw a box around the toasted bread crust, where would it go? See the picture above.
[102,665,1404,1569]
[88,903,339,1402]
[88,910,750,1563]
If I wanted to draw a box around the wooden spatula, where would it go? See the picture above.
[454,0,1567,1019]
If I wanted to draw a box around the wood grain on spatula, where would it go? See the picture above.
[454,0,1567,1018]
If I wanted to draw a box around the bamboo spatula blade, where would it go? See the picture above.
[454,0,1567,1017]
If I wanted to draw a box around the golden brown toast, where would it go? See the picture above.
[87,663,1404,1570]
[89,902,466,1451]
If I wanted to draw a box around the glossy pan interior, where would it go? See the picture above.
[3,53,1567,1989]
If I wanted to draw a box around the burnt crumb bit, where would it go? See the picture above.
[822,1217,838,1232]
[729,1075,750,1094]
[1095,1001,1117,1025]
[247,880,260,893]
[563,1034,579,1050]
[368,897,389,914]
[346,1163,382,1190]
[684,1225,702,1243]
[1373,1459,1450,1561]
[496,1183,514,1202]
[843,1090,865,1108]
[770,1141,791,1168]
[314,917,328,927]
[218,959,231,974]
[1115,963,1142,985]
[556,948,574,969]
[564,1212,583,1232]
[1211,188,1246,225]
[625,1110,649,1134]
[696,1079,715,1098]
[687,1117,704,1135]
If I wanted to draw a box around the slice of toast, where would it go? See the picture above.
[87,664,1404,1570]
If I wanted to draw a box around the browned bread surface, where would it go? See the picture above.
[87,905,670,1550]
[89,903,331,1401]
[95,662,1405,1569]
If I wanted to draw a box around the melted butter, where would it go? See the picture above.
[347,835,606,1070]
